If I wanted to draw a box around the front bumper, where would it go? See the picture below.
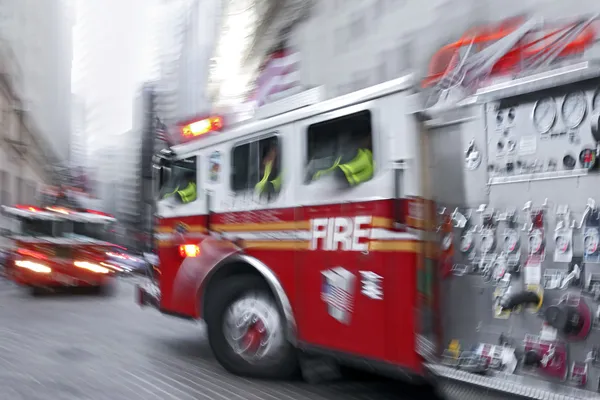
[137,282,160,309]
[8,267,112,287]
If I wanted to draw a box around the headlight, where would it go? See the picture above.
[15,260,51,274]
[100,262,125,272]
[74,261,110,274]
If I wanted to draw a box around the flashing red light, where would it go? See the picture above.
[15,205,42,212]
[179,244,200,258]
[46,206,70,214]
[181,116,223,138]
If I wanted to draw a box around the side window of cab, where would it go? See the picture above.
[305,110,373,186]
[231,135,281,202]
[159,156,198,205]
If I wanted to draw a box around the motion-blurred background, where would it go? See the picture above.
[0,0,598,254]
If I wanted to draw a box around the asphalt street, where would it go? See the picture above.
[0,277,512,400]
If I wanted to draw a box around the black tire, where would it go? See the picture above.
[205,274,299,379]
[30,286,47,296]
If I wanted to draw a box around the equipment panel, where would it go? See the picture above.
[486,82,600,179]
[433,78,600,398]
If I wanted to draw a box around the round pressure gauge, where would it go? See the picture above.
[529,228,544,254]
[441,233,453,251]
[561,91,587,129]
[533,97,557,134]
[563,154,577,170]
[579,148,597,170]
[480,229,496,253]
[504,230,520,253]
[584,229,599,255]
[460,231,474,253]
[555,235,570,254]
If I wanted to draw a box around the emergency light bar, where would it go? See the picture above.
[3,205,61,220]
[2,205,116,222]
[181,116,223,138]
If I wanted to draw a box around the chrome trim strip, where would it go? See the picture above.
[488,169,589,186]
[475,61,600,102]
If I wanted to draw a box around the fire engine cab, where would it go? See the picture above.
[3,203,120,295]
[137,75,439,383]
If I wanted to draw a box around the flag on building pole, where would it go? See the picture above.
[254,49,301,107]
[155,117,170,143]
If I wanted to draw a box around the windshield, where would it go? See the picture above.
[158,157,197,199]
[69,222,109,241]
[19,219,66,237]
[21,219,55,237]
[17,219,109,241]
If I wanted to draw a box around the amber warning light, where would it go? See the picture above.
[181,116,223,138]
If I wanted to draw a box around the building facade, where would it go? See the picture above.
[0,41,55,246]
[153,0,219,126]
[0,0,73,162]
[111,84,157,250]
[72,0,147,163]
[70,94,87,169]
[208,0,600,107]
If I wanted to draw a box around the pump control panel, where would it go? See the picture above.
[486,84,600,179]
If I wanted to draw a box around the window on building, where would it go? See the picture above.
[305,110,373,186]
[158,156,198,205]
[231,136,281,200]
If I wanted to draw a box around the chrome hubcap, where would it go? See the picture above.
[223,293,285,364]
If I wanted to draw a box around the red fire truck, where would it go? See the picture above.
[138,15,600,399]
[3,204,120,295]
[137,75,440,384]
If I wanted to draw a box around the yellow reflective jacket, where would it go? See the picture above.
[337,148,373,186]
[312,148,373,186]
[163,181,197,204]
[255,161,281,194]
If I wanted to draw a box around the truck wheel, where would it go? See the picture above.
[205,274,299,379]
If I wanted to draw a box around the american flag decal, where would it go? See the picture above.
[321,267,355,324]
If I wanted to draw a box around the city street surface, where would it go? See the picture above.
[0,277,509,400]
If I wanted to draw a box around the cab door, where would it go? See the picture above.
[155,154,207,315]
[296,105,387,360]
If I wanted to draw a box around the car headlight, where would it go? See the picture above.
[15,260,51,274]
[74,261,110,274]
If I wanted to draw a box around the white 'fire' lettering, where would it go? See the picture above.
[310,216,372,251]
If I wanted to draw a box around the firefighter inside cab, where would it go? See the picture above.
[255,138,281,199]
[253,131,373,198]
[160,155,197,204]
[307,133,373,186]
